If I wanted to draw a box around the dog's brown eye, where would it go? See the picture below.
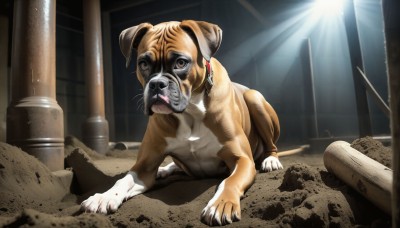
[174,59,188,69]
[138,61,149,71]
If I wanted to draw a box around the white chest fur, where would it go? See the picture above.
[165,92,225,177]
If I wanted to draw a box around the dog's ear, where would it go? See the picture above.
[119,23,153,68]
[180,20,222,62]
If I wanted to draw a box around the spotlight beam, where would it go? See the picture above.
[313,0,344,17]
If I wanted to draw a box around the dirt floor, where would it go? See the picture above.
[0,136,392,227]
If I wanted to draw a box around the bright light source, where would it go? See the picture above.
[313,0,344,17]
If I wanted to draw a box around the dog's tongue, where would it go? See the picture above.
[158,94,170,104]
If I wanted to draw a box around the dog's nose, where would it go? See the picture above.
[149,78,168,91]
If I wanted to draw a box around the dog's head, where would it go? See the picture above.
[119,20,222,115]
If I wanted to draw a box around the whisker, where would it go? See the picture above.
[137,103,144,112]
[131,93,143,102]
[137,98,144,110]
[129,90,145,112]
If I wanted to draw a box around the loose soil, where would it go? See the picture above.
[0,136,392,227]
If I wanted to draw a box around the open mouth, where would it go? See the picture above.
[144,77,189,115]
[150,94,173,114]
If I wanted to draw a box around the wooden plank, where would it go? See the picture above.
[382,0,400,226]
[324,141,392,214]
[343,0,372,137]
[356,67,390,117]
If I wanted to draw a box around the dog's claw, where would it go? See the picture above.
[201,204,240,226]
[201,183,241,226]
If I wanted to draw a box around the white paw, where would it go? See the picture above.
[81,192,122,214]
[261,156,283,172]
[81,171,147,214]
[157,162,181,179]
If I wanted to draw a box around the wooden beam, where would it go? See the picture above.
[356,67,390,117]
[382,0,400,226]
[343,0,372,137]
[0,15,8,142]
[324,141,392,215]
[301,38,319,139]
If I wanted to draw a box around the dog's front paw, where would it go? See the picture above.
[261,156,283,172]
[81,192,123,214]
[201,182,241,226]
[81,171,147,214]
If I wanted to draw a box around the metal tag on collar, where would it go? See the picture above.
[205,61,214,95]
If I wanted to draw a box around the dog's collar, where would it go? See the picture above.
[205,60,214,95]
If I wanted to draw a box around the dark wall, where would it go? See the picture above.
[105,0,390,144]
[56,0,86,139]
[1,0,390,145]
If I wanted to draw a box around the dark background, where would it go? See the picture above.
[1,0,391,147]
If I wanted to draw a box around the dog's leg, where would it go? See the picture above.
[157,162,182,178]
[81,157,161,214]
[81,123,166,214]
[81,171,147,213]
[244,90,283,172]
[201,141,256,226]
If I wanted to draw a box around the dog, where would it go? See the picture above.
[81,20,282,226]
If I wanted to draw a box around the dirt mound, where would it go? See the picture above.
[351,136,392,168]
[0,142,70,216]
[65,135,105,160]
[279,163,323,191]
[244,164,355,227]
[0,139,392,227]
[2,208,113,228]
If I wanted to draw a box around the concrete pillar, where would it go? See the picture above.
[7,0,64,171]
[0,15,8,142]
[82,0,109,154]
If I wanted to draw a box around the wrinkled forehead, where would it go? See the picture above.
[137,22,198,58]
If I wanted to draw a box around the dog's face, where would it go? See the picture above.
[119,20,222,115]
[136,22,198,115]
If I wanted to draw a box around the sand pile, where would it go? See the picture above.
[351,136,392,168]
[0,142,70,215]
[0,137,392,227]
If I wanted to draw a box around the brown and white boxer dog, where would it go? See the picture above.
[81,20,282,226]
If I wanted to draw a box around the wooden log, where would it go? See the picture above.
[323,141,392,215]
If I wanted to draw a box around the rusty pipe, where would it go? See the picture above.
[7,0,64,171]
[82,0,109,154]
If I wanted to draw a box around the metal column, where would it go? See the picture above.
[7,0,64,171]
[82,0,109,154]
